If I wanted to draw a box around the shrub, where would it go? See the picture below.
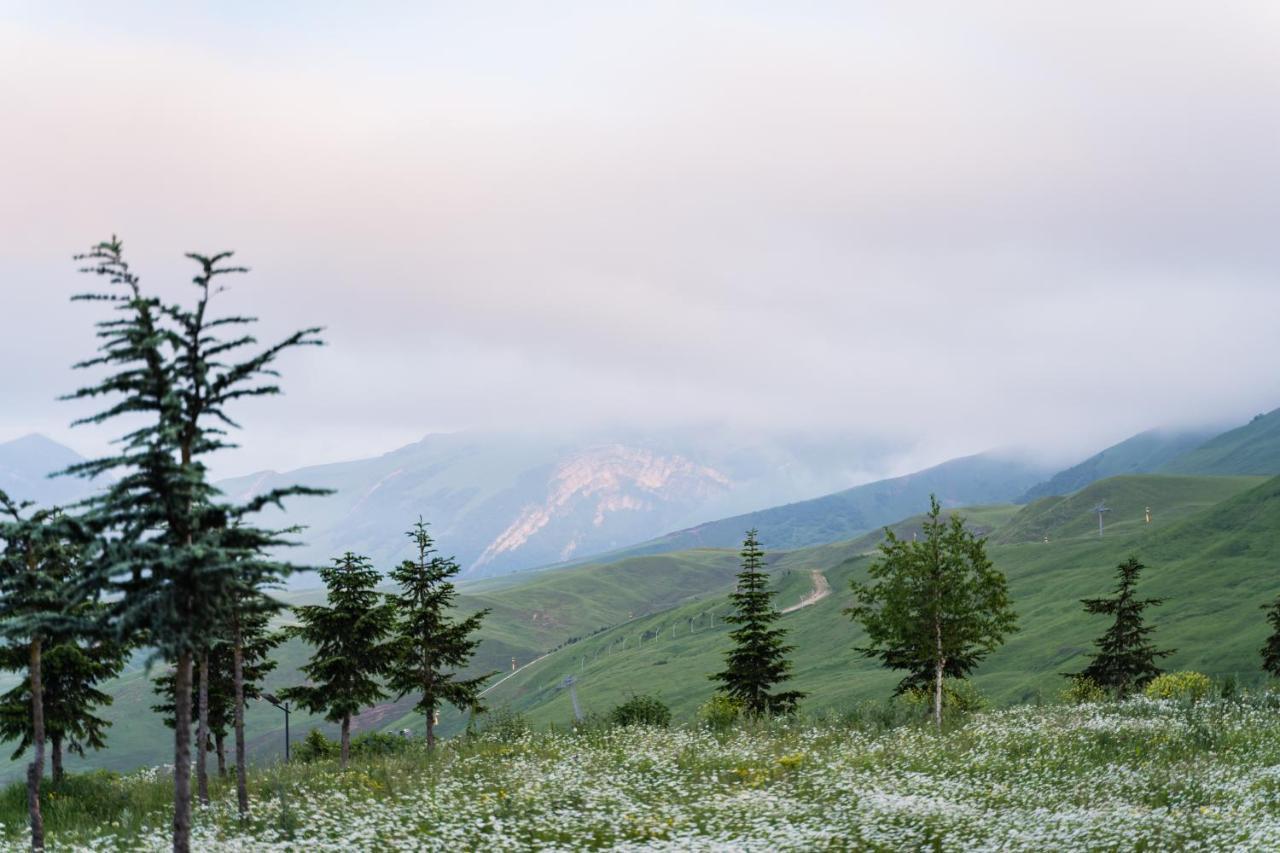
[480,706,530,742]
[900,679,986,718]
[608,694,671,728]
[1061,676,1107,705]
[1145,671,1212,703]
[292,728,414,763]
[294,729,338,763]
[698,694,741,731]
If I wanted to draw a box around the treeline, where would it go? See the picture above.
[0,240,483,853]
[710,495,1280,729]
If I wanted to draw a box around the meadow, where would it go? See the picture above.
[7,693,1280,851]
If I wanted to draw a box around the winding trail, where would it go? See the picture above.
[781,570,831,614]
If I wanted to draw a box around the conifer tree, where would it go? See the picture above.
[849,497,1016,731]
[281,553,396,768]
[386,521,492,750]
[709,529,804,717]
[0,493,81,851]
[0,597,128,784]
[1072,557,1172,697]
[1261,595,1280,679]
[64,238,322,851]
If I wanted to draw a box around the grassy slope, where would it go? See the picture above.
[1160,407,1280,475]
[1019,428,1216,502]
[480,474,1280,727]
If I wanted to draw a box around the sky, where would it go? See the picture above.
[3,1,1280,479]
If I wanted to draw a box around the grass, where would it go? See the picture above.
[9,694,1280,850]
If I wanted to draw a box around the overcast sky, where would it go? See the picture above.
[3,2,1280,479]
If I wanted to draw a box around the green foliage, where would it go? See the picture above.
[697,694,741,731]
[280,554,396,729]
[608,694,671,728]
[1144,671,1212,703]
[385,521,492,744]
[1060,676,1107,704]
[710,530,804,716]
[478,707,529,742]
[900,679,985,719]
[849,496,1016,724]
[1261,594,1280,678]
[292,729,412,764]
[1073,557,1173,697]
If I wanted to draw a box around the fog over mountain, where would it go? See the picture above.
[4,3,1280,479]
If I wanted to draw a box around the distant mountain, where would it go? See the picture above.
[0,434,93,507]
[557,452,1053,563]
[1019,429,1216,502]
[1160,407,1280,476]
[218,429,901,578]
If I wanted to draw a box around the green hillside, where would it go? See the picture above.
[1160,407,1280,475]
[993,474,1264,545]
[479,473,1280,727]
[1019,429,1214,502]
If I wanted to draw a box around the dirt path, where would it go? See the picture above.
[781,569,831,614]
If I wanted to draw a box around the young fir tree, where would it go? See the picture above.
[386,521,492,750]
[849,497,1017,731]
[281,554,397,768]
[64,238,322,851]
[0,493,82,851]
[709,529,804,717]
[1072,557,1172,697]
[1262,594,1280,679]
[0,597,128,784]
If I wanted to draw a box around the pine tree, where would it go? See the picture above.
[281,553,396,768]
[386,521,492,750]
[0,597,128,784]
[1262,595,1280,678]
[1073,557,1172,697]
[849,497,1017,731]
[0,494,82,850]
[64,238,322,851]
[709,529,804,717]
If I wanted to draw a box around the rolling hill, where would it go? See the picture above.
[1160,407,1280,476]
[1019,428,1216,502]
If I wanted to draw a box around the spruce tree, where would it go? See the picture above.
[709,529,804,717]
[0,493,82,851]
[64,238,322,851]
[1072,557,1172,697]
[849,497,1016,730]
[386,521,492,750]
[281,553,396,768]
[1262,595,1280,678]
[0,597,128,784]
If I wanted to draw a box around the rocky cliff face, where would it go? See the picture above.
[473,445,731,569]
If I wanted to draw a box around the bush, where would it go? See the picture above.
[698,694,741,731]
[1145,671,1212,703]
[479,706,530,742]
[608,694,671,728]
[900,679,986,718]
[1061,676,1107,705]
[292,728,414,763]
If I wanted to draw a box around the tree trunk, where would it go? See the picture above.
[50,734,63,785]
[934,615,945,733]
[426,706,435,751]
[215,733,227,777]
[27,637,45,852]
[340,714,351,770]
[173,651,193,853]
[196,651,209,806]
[233,617,248,819]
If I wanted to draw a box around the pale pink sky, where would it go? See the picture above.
[3,2,1280,477]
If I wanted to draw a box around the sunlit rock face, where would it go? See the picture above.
[473,444,732,571]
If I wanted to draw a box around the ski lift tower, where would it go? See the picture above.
[562,675,583,722]
[1093,501,1110,536]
